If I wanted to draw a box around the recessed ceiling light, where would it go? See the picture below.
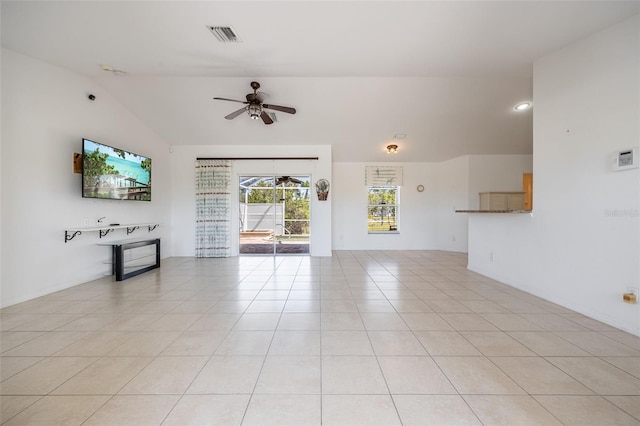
[514,102,531,111]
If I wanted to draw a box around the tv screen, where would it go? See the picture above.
[82,138,151,201]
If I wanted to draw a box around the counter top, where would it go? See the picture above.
[455,210,531,214]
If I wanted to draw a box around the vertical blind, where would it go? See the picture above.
[195,159,232,257]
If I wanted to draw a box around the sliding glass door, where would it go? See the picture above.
[238,175,310,255]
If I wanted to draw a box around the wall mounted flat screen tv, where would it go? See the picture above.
[82,138,151,201]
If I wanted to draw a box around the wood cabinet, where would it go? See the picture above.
[479,192,525,211]
[523,173,533,210]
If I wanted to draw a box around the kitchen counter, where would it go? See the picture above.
[455,210,531,214]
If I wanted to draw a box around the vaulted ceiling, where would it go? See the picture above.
[2,1,638,162]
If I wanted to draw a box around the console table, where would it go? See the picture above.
[97,238,160,281]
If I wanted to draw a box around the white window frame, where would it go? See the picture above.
[367,185,399,234]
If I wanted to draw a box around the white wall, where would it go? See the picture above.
[434,156,470,252]
[467,16,640,335]
[332,162,438,250]
[0,45,3,305]
[170,145,332,257]
[1,49,173,307]
[332,155,532,253]
[468,155,533,209]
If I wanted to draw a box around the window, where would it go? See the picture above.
[367,186,399,233]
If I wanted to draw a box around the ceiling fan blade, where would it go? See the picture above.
[214,97,248,104]
[276,176,303,185]
[262,104,296,114]
[260,111,274,125]
[225,107,246,120]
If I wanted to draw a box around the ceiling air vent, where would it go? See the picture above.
[207,26,241,43]
[268,112,278,122]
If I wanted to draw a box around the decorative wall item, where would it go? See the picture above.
[73,153,82,174]
[195,159,232,257]
[315,179,330,201]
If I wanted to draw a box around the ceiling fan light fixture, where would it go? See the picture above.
[247,104,262,119]
[387,144,398,154]
[214,81,296,125]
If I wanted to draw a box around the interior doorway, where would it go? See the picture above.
[238,175,310,255]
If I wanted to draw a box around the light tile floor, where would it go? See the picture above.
[1,251,640,425]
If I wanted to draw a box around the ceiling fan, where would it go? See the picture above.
[213,81,296,125]
[275,176,303,185]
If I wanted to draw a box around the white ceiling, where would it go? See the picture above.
[2,1,638,162]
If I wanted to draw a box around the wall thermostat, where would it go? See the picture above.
[613,148,638,171]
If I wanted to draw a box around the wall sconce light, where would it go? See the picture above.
[386,144,398,154]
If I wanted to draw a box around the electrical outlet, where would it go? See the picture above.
[624,287,639,304]
[490,252,495,262]
[83,218,89,226]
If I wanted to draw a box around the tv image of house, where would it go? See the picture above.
[82,140,151,201]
